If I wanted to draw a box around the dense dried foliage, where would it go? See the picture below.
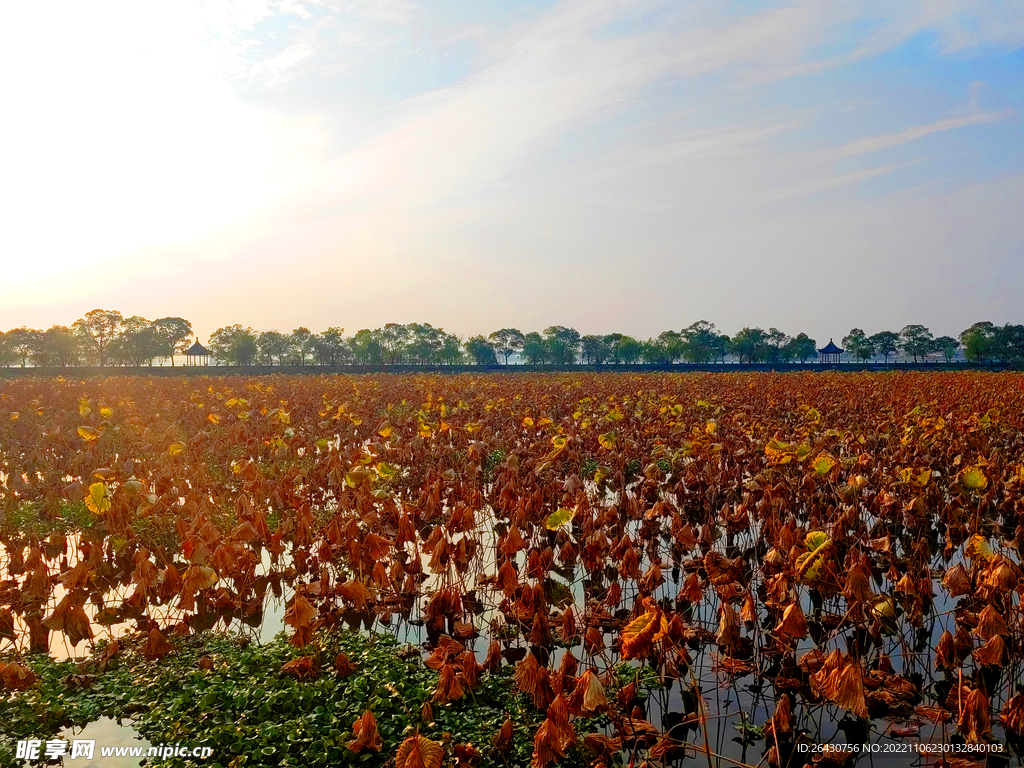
[2,371,1024,764]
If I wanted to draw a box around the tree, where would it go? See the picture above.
[350,330,382,365]
[376,323,410,364]
[39,326,79,367]
[310,328,348,365]
[603,334,625,364]
[680,321,718,364]
[765,328,791,364]
[111,316,161,366]
[542,326,581,365]
[290,327,313,365]
[785,333,817,363]
[5,327,43,367]
[73,309,123,367]
[869,331,900,364]
[995,324,1024,362]
[618,336,644,364]
[643,331,684,364]
[0,332,15,367]
[729,328,768,363]
[257,331,290,365]
[899,325,934,363]
[522,332,547,364]
[488,329,525,365]
[153,317,193,366]
[407,323,445,364]
[842,328,874,362]
[580,335,610,364]
[464,336,497,365]
[208,325,258,366]
[959,322,996,363]
[934,335,960,362]
[438,334,463,365]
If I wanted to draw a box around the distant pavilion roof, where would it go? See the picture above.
[818,339,844,355]
[184,341,209,356]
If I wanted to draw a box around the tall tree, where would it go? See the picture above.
[934,335,960,362]
[0,332,14,367]
[580,335,611,364]
[899,324,934,363]
[42,326,80,368]
[153,317,192,366]
[842,328,874,362]
[765,328,791,364]
[438,334,463,364]
[257,331,290,365]
[681,321,718,363]
[542,326,581,365]
[959,322,996,363]
[208,325,258,366]
[729,328,767,363]
[350,330,382,364]
[5,327,43,367]
[522,332,547,364]
[488,328,525,365]
[73,309,123,367]
[111,316,161,366]
[618,336,644,364]
[869,331,900,364]
[464,336,497,365]
[310,328,348,365]
[375,323,410,364]
[290,327,313,365]
[785,333,817,363]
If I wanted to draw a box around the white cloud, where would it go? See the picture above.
[833,110,1014,158]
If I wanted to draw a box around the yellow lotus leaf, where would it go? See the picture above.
[84,482,111,515]
[795,443,813,461]
[795,531,831,583]
[522,416,534,427]
[168,441,186,456]
[207,413,220,425]
[77,426,101,441]
[594,466,609,484]
[705,420,717,435]
[960,466,988,492]
[551,435,567,449]
[765,439,793,463]
[377,422,393,438]
[376,462,399,480]
[418,423,432,438]
[545,508,574,530]
[345,470,370,488]
[395,735,443,768]
[967,535,994,562]
[811,453,836,476]
[350,415,362,426]
[598,432,617,450]
[99,406,113,418]
[181,565,218,592]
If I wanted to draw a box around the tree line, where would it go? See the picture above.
[0,311,1021,367]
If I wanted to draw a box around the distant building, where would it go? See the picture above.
[818,339,844,364]
[183,340,210,367]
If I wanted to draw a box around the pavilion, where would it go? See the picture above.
[818,339,844,364]
[183,340,210,367]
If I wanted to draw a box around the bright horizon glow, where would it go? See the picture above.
[1,0,1022,345]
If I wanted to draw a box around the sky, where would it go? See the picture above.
[1,0,1022,346]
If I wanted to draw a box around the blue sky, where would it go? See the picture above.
[1,0,1022,345]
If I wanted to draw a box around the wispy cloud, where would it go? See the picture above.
[833,110,1014,158]
[764,159,925,202]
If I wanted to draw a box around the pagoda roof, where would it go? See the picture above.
[818,339,844,355]
[184,341,209,356]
